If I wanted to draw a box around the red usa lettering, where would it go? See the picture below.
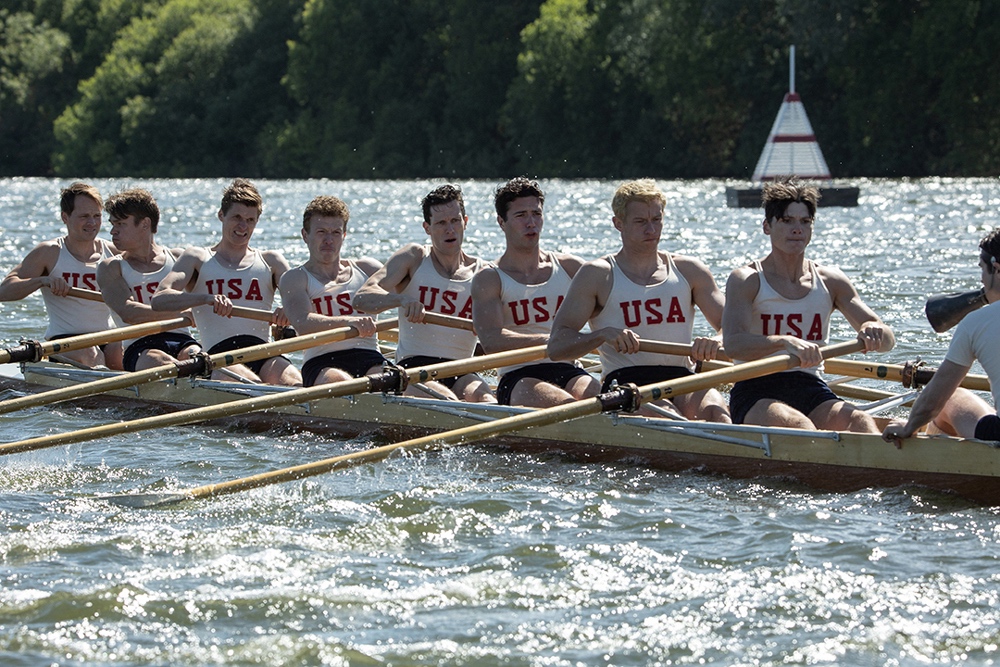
[619,297,686,327]
[311,293,355,316]
[132,281,160,303]
[206,278,264,301]
[508,295,564,325]
[62,272,98,290]
[760,313,824,340]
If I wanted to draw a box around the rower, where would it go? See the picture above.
[279,196,387,387]
[150,178,302,386]
[547,179,730,421]
[883,229,1000,444]
[0,182,123,369]
[354,184,495,402]
[97,188,201,371]
[722,177,894,432]
[471,177,601,407]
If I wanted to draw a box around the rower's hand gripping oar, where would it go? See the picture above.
[925,288,987,333]
[0,341,546,459]
[107,340,865,509]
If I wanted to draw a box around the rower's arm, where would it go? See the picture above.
[150,249,212,312]
[722,266,816,363]
[472,267,550,353]
[353,244,422,316]
[884,360,970,441]
[278,268,376,335]
[548,261,614,361]
[824,265,895,353]
[0,243,59,301]
[97,257,185,324]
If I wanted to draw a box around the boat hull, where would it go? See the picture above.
[2,362,998,505]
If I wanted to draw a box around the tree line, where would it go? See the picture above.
[1,0,997,179]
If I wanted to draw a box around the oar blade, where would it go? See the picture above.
[100,491,190,508]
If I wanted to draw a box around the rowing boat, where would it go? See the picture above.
[2,358,998,505]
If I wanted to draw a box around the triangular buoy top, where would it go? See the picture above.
[752,46,832,181]
[726,45,858,207]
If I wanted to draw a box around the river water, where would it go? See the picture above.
[1,177,998,666]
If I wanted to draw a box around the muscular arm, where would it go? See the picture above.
[97,257,187,324]
[353,244,423,318]
[472,267,549,353]
[722,266,822,366]
[150,248,213,312]
[674,255,726,361]
[547,260,618,361]
[883,360,970,442]
[822,265,895,353]
[0,243,60,301]
[278,266,378,337]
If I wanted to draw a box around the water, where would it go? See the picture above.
[1,177,999,666]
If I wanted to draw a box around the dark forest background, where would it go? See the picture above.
[2,0,997,179]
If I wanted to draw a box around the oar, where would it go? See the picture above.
[824,358,991,392]
[106,340,865,508]
[0,288,276,365]
[0,317,191,365]
[65,286,277,322]
[0,342,545,458]
[0,312,472,415]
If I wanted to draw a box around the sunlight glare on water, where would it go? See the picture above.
[1,177,1000,665]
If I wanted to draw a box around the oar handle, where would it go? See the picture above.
[637,339,733,363]
[421,312,474,331]
[69,287,276,323]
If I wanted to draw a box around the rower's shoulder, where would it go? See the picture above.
[550,250,586,275]
[354,256,383,277]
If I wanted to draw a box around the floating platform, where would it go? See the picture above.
[725,186,860,208]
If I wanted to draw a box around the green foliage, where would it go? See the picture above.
[0,9,71,175]
[1,0,998,177]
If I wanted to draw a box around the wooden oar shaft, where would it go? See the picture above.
[0,318,397,415]
[0,345,546,457]
[68,286,275,323]
[111,340,864,507]
[824,358,991,392]
[636,340,733,363]
[0,317,191,364]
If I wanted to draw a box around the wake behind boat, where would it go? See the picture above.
[3,356,999,506]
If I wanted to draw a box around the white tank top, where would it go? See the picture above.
[589,254,695,376]
[394,247,484,361]
[496,253,571,374]
[111,249,192,350]
[191,249,275,349]
[301,261,379,362]
[42,237,115,339]
[742,260,832,377]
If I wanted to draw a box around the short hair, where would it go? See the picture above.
[979,228,1000,267]
[104,188,161,232]
[761,177,820,221]
[302,195,350,232]
[60,182,102,216]
[421,184,466,224]
[220,178,262,216]
[494,177,545,220]
[611,179,666,220]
